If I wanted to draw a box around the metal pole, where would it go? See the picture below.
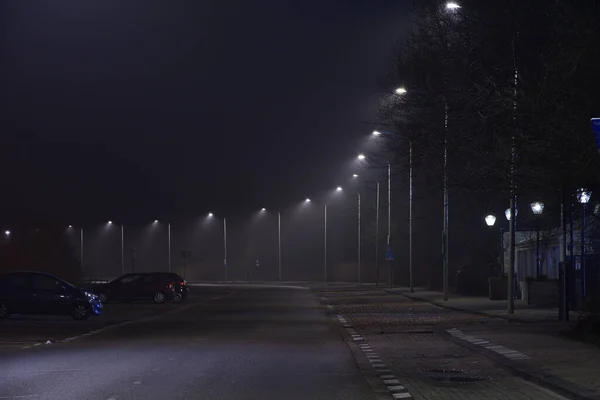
[375,182,380,286]
[499,228,504,277]
[561,189,569,321]
[224,217,227,283]
[443,103,449,301]
[582,204,586,297]
[278,211,282,281]
[387,163,392,288]
[409,140,414,293]
[536,227,540,277]
[357,192,361,284]
[167,223,171,272]
[324,204,327,284]
[508,191,516,314]
[80,228,84,278]
[121,225,124,276]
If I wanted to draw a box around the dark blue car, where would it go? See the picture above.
[0,272,102,320]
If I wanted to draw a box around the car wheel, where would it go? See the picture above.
[0,301,10,319]
[97,293,108,303]
[71,304,90,320]
[153,292,166,304]
[171,292,183,304]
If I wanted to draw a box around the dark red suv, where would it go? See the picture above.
[91,272,188,304]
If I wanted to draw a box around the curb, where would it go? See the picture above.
[443,330,600,400]
[387,290,548,324]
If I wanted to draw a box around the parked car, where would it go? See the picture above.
[0,272,103,320]
[91,272,188,304]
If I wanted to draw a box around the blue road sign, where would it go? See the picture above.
[385,246,394,261]
[591,118,600,152]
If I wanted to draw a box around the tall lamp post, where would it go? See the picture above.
[484,214,499,277]
[374,130,413,291]
[531,201,545,277]
[505,207,518,309]
[577,189,591,297]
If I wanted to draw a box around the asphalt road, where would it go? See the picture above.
[0,285,374,400]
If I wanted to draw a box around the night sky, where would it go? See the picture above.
[1,0,410,225]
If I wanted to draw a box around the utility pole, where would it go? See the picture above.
[375,182,380,286]
[168,223,171,273]
[443,103,449,301]
[387,163,392,288]
[278,211,282,281]
[224,217,228,283]
[324,204,327,284]
[409,140,414,293]
[357,192,361,284]
[121,224,124,276]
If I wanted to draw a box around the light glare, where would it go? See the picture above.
[261,208,266,211]
[372,131,381,136]
[353,174,359,178]
[357,154,366,160]
[336,187,343,192]
[484,215,496,227]
[208,213,214,217]
[305,198,311,203]
[530,202,544,215]
[446,2,461,9]
[577,188,592,204]
[4,230,10,236]
[108,221,113,225]
[395,87,407,95]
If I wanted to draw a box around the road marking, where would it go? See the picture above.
[446,328,530,360]
[335,314,414,399]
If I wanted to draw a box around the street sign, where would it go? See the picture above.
[591,118,600,152]
[385,246,394,261]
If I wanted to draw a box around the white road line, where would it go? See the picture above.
[388,385,406,391]
[380,374,395,379]
[384,379,401,385]
[392,393,412,399]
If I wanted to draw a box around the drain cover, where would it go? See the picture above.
[421,368,464,374]
[427,375,490,383]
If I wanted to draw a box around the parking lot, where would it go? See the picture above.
[0,289,219,352]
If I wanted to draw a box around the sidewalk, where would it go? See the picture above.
[317,285,600,400]
[390,287,580,324]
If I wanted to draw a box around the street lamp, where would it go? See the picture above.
[372,131,382,136]
[108,221,113,225]
[395,87,407,95]
[530,202,545,277]
[352,174,359,178]
[305,198,311,203]
[208,213,214,217]
[505,208,518,221]
[577,189,592,296]
[446,2,461,10]
[261,208,267,211]
[485,214,497,227]
[357,154,366,160]
[336,186,343,192]
[4,230,10,236]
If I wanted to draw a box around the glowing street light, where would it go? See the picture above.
[4,230,10,236]
[305,198,311,203]
[395,87,407,95]
[505,208,518,221]
[108,221,113,225]
[352,174,359,178]
[208,212,214,217]
[446,2,461,9]
[154,220,159,223]
[357,154,366,160]
[336,187,343,192]
[372,130,382,136]
[577,189,592,204]
[530,201,544,215]
[261,208,267,211]
[485,215,497,227]
[68,225,73,228]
